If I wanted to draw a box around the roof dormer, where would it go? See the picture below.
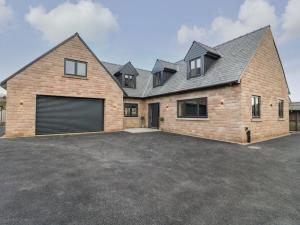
[114,61,138,89]
[152,59,177,87]
[184,41,220,79]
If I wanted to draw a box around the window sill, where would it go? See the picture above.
[124,116,139,118]
[176,117,209,121]
[63,75,88,80]
[188,74,201,79]
[251,118,262,122]
[278,118,285,121]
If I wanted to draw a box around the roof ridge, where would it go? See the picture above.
[214,25,270,48]
[157,59,176,65]
[101,61,152,73]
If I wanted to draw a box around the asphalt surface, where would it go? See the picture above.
[0,132,299,225]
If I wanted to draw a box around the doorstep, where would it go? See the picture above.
[124,128,160,133]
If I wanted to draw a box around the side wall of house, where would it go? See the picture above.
[142,85,244,143]
[240,28,290,142]
[5,36,124,137]
[123,98,144,128]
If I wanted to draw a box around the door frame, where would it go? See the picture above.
[148,103,160,129]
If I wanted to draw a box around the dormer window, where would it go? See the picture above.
[190,57,201,77]
[124,74,135,88]
[153,72,162,87]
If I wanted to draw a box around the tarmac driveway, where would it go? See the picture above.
[0,132,299,225]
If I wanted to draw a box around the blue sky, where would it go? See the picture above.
[0,0,299,100]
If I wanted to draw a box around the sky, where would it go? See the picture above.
[0,0,299,100]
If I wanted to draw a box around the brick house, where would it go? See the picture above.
[0,26,290,143]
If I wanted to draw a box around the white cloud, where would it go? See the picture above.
[0,0,13,32]
[177,25,207,44]
[280,0,300,42]
[25,0,119,45]
[177,0,278,45]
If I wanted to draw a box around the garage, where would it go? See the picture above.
[36,95,104,135]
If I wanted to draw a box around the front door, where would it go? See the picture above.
[148,103,160,128]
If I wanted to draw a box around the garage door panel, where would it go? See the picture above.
[36,96,104,135]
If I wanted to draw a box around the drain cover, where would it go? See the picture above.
[248,146,262,150]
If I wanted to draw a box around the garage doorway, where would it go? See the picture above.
[36,95,104,135]
[290,111,300,131]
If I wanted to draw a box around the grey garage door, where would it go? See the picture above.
[36,95,104,135]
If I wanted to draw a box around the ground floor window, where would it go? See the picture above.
[124,103,138,117]
[252,96,261,118]
[177,97,208,118]
[278,100,284,118]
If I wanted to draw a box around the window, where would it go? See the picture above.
[64,59,87,76]
[189,57,201,77]
[124,74,135,88]
[153,72,163,87]
[124,103,138,117]
[177,97,207,118]
[278,100,284,118]
[252,96,261,118]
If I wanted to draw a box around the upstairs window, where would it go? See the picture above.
[278,100,284,118]
[189,57,201,77]
[252,96,261,118]
[153,72,163,87]
[124,74,135,88]
[177,97,208,118]
[64,59,87,77]
[124,103,138,117]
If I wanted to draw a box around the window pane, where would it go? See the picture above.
[185,102,198,117]
[190,60,195,69]
[124,75,135,88]
[196,58,201,68]
[190,58,201,77]
[124,103,138,117]
[77,62,86,76]
[65,60,75,75]
[124,107,131,116]
[131,107,137,116]
[252,96,261,118]
[279,100,284,118]
[178,98,207,118]
[198,98,207,117]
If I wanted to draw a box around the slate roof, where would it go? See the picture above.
[156,59,178,72]
[195,42,221,56]
[103,26,269,98]
[290,102,300,111]
[1,26,280,99]
[101,62,152,98]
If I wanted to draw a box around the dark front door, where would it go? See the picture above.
[36,95,104,135]
[148,103,160,128]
